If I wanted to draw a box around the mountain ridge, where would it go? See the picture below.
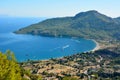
[15,10,120,40]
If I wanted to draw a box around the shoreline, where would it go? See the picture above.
[20,39,101,62]
[20,38,101,62]
[27,39,101,62]
[91,39,100,52]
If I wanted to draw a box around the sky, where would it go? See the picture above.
[0,0,120,18]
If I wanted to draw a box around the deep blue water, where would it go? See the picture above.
[0,17,96,61]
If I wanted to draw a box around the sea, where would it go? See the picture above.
[0,17,96,62]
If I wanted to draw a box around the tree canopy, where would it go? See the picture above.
[0,50,22,80]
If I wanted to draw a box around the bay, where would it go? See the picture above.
[0,17,96,61]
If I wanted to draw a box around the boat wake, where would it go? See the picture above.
[62,45,70,49]
[50,44,70,51]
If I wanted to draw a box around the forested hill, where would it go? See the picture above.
[15,10,120,40]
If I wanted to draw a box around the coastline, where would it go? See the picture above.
[21,39,101,62]
[91,39,100,52]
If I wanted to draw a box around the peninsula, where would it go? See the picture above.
[15,10,120,42]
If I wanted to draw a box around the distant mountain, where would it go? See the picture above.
[115,17,120,20]
[114,17,120,23]
[15,10,120,40]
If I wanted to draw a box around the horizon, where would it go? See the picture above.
[0,0,120,18]
[0,10,120,19]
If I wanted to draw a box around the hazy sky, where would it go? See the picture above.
[0,0,120,17]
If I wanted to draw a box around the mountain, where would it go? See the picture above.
[114,17,120,24]
[15,10,120,40]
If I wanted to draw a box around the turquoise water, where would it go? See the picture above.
[0,17,96,61]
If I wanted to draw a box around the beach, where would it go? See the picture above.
[91,40,100,52]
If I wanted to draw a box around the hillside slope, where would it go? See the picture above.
[15,10,120,40]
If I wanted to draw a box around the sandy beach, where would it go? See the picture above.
[91,39,100,52]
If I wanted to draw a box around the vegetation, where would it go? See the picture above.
[62,76,78,80]
[20,45,120,80]
[0,50,22,80]
[0,50,42,80]
[0,45,119,80]
[3,10,120,80]
[15,10,120,41]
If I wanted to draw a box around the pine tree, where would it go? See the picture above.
[0,50,22,80]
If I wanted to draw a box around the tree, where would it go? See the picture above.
[0,50,22,80]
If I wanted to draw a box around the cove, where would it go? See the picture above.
[0,17,96,62]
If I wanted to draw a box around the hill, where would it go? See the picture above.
[15,10,120,40]
[21,45,120,80]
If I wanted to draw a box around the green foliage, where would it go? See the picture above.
[0,50,22,80]
[15,10,120,40]
[6,50,17,62]
[29,74,42,80]
[62,76,78,80]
